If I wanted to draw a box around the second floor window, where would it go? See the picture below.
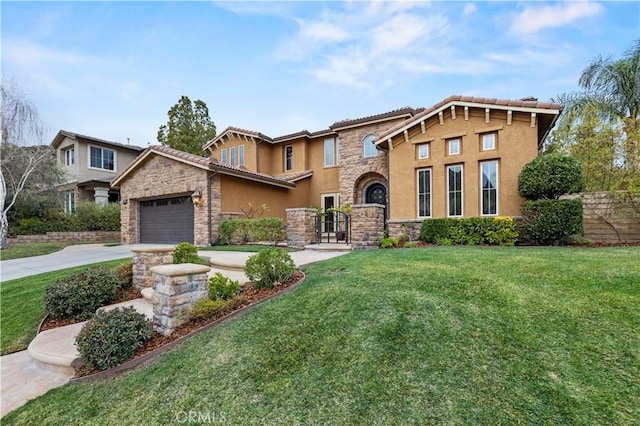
[89,146,115,171]
[324,137,339,167]
[285,145,293,171]
[482,133,496,151]
[238,145,245,166]
[65,148,75,166]
[230,147,236,166]
[417,144,429,159]
[221,149,227,164]
[448,139,461,156]
[363,134,377,158]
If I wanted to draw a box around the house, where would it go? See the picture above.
[111,96,561,245]
[51,130,145,212]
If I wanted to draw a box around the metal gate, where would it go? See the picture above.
[315,211,350,244]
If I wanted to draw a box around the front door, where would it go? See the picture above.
[322,194,337,233]
[366,183,387,222]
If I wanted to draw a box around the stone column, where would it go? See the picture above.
[286,208,317,249]
[150,264,211,336]
[351,204,385,249]
[94,187,110,204]
[131,245,175,291]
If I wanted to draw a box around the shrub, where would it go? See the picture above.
[44,267,123,320]
[403,241,417,248]
[419,217,518,246]
[245,248,296,289]
[173,242,203,264]
[218,218,286,245]
[208,272,240,301]
[521,199,583,245]
[397,233,409,247]
[188,299,228,321]
[380,237,398,248]
[420,218,454,243]
[518,154,584,200]
[75,307,153,370]
[70,202,120,231]
[115,260,133,287]
[218,220,240,245]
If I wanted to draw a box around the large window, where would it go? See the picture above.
[230,147,236,166]
[363,134,377,158]
[238,145,245,166]
[447,165,463,217]
[89,146,115,171]
[417,169,432,218]
[324,137,339,166]
[221,148,227,164]
[481,161,499,215]
[285,145,293,171]
[65,148,75,166]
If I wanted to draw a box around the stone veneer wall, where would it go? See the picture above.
[337,118,406,205]
[7,231,120,245]
[286,208,317,249]
[150,263,210,336]
[351,204,385,249]
[119,155,217,246]
[131,245,175,291]
[387,220,423,241]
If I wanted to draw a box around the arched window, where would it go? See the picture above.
[363,134,377,158]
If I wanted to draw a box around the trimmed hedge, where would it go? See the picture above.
[521,199,583,245]
[419,217,519,246]
[10,202,120,236]
[218,217,285,245]
[518,154,584,200]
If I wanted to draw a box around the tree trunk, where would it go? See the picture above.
[0,211,9,250]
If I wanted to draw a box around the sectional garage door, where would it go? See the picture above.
[139,196,194,244]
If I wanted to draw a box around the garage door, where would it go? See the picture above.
[140,196,194,244]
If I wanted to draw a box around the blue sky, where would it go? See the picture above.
[2,1,638,148]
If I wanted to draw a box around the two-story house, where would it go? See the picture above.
[112,95,561,245]
[51,130,145,212]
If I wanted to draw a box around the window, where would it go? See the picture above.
[221,148,227,164]
[363,134,377,158]
[65,148,75,166]
[417,169,432,218]
[481,161,499,215]
[448,139,460,155]
[64,191,75,214]
[417,144,429,159]
[447,165,463,217]
[482,133,496,151]
[238,145,245,166]
[285,145,293,171]
[324,137,339,166]
[89,146,115,171]
[230,147,236,166]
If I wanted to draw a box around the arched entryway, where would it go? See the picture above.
[365,182,388,223]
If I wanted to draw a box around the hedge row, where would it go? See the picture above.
[420,217,519,246]
[218,217,285,245]
[10,202,120,235]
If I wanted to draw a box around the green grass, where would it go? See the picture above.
[0,259,128,355]
[0,243,71,260]
[200,244,293,252]
[4,247,640,424]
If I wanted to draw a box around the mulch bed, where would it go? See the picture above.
[72,271,304,378]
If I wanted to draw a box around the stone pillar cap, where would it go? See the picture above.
[131,245,176,253]
[150,263,211,276]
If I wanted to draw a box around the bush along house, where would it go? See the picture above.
[111,95,561,248]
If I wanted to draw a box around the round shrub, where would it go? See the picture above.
[245,248,296,289]
[44,267,123,320]
[173,242,206,264]
[208,272,240,301]
[76,307,153,370]
[521,199,583,245]
[518,154,584,200]
[188,298,227,321]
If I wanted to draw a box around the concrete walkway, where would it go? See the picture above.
[1,245,349,417]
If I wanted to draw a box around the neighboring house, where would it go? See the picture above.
[112,95,561,245]
[51,130,145,212]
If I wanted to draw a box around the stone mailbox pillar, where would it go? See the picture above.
[150,263,211,336]
[131,245,175,291]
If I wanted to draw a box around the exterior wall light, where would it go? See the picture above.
[191,189,202,206]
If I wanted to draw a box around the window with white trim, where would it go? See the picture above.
[230,147,236,166]
[64,191,75,214]
[221,148,227,164]
[285,145,293,171]
[482,133,496,151]
[481,161,499,216]
[363,134,377,158]
[417,168,432,218]
[324,137,339,166]
[89,146,115,171]
[65,148,75,166]
[447,165,463,217]
[238,145,245,166]
[448,138,461,156]
[417,144,429,159]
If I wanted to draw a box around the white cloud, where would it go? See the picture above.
[298,20,350,42]
[3,39,103,67]
[509,1,604,35]
[462,3,477,18]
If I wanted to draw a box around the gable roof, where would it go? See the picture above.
[51,130,145,152]
[374,96,562,149]
[330,106,416,131]
[111,145,295,189]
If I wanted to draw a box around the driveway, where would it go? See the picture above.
[1,244,135,282]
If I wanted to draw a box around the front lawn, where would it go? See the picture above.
[0,243,71,261]
[4,247,639,424]
[0,259,128,355]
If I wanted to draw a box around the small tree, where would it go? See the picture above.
[157,96,216,156]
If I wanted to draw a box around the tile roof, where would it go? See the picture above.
[330,106,416,130]
[274,170,314,182]
[52,130,145,151]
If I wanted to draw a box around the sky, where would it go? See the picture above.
[2,1,639,149]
